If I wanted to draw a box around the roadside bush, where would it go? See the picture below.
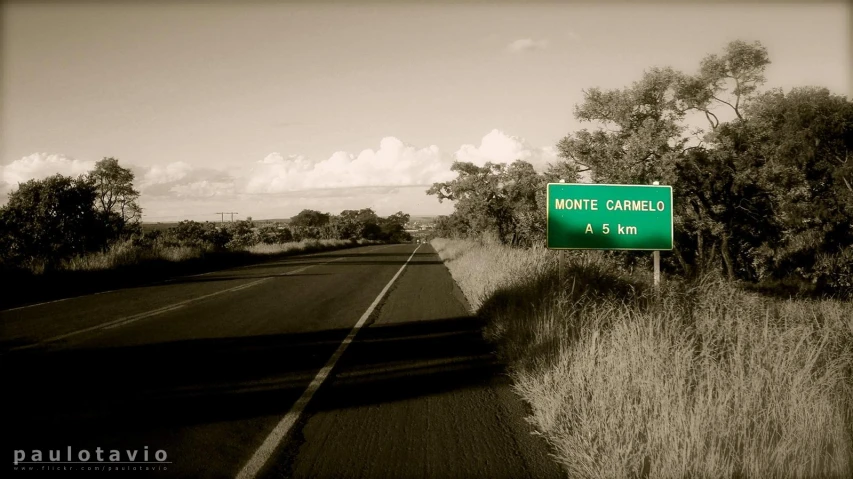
[813,248,853,298]
[0,175,104,271]
[164,220,216,249]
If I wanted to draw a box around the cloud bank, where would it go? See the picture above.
[455,129,558,171]
[244,137,455,194]
[1,130,565,216]
[1,152,96,186]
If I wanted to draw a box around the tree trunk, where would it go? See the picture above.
[707,241,718,275]
[672,245,692,277]
[696,230,705,274]
[720,233,736,281]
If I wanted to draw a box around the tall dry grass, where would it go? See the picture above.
[61,241,204,271]
[432,238,853,479]
[245,238,366,255]
[62,238,376,272]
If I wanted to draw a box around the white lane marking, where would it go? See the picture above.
[1,289,116,313]
[8,259,346,352]
[235,244,422,479]
[2,244,398,313]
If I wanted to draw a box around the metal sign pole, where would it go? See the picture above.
[651,181,661,291]
[558,179,565,284]
[653,250,660,289]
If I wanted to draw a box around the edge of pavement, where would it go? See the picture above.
[434,244,568,479]
[264,243,566,479]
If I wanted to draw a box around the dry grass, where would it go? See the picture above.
[61,241,203,271]
[245,238,367,255]
[62,238,378,272]
[432,238,853,479]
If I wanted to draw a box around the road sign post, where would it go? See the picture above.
[546,183,673,286]
[653,250,661,288]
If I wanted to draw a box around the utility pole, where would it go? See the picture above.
[214,212,238,224]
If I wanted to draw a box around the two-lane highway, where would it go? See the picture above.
[3,244,563,478]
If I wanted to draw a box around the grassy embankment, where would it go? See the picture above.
[1,239,378,309]
[432,238,853,479]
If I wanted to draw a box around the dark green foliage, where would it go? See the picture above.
[0,157,145,272]
[558,42,852,296]
[432,39,852,297]
[156,209,411,249]
[737,87,853,287]
[0,159,411,277]
[90,157,142,241]
[0,175,102,270]
[378,211,412,243]
[333,208,379,240]
[427,160,576,246]
[257,224,293,244]
[161,220,258,250]
[433,212,471,240]
[225,219,257,249]
[165,220,215,248]
[290,209,331,228]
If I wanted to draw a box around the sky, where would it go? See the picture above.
[2,1,850,222]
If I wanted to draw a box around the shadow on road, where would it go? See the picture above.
[0,245,427,311]
[3,316,499,451]
[153,252,443,286]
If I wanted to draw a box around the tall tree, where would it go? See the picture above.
[676,40,771,125]
[428,160,548,246]
[557,66,688,186]
[734,87,853,285]
[89,157,142,238]
[556,40,773,279]
[336,208,381,240]
[379,211,412,243]
[290,209,331,228]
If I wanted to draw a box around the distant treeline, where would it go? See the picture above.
[144,208,412,252]
[428,40,853,297]
[0,156,411,275]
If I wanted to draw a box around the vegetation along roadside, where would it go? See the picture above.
[433,238,853,479]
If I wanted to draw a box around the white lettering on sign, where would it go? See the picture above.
[605,200,665,211]
[554,199,599,210]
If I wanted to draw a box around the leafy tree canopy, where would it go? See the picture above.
[0,174,101,269]
[90,157,142,239]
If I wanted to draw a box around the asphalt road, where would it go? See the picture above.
[2,244,564,478]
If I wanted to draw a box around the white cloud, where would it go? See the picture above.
[2,131,562,212]
[507,38,549,53]
[1,153,96,187]
[455,129,559,171]
[141,161,194,187]
[170,180,235,198]
[136,161,237,199]
[243,137,456,194]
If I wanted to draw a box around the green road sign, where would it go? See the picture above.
[547,183,673,250]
